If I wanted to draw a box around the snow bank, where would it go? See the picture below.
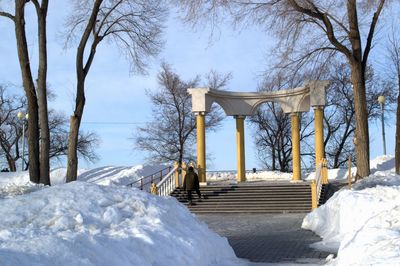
[302,166,400,265]
[51,164,167,186]
[207,170,292,184]
[305,155,395,181]
[0,182,244,266]
[0,164,167,189]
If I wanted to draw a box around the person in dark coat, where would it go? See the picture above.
[183,166,202,206]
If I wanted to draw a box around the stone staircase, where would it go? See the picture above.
[171,182,314,214]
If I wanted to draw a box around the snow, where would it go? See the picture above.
[302,155,400,266]
[0,181,245,266]
[51,164,167,186]
[0,164,167,188]
[1,155,399,265]
[207,155,396,184]
[0,163,249,265]
[207,170,292,184]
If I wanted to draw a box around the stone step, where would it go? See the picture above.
[177,184,310,190]
[172,190,311,196]
[174,198,311,203]
[183,202,311,209]
[188,209,309,214]
[170,183,316,214]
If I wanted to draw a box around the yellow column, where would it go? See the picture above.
[196,112,206,183]
[314,107,328,184]
[314,107,324,168]
[291,113,301,181]
[235,116,246,182]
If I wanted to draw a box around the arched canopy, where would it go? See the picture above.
[188,80,329,116]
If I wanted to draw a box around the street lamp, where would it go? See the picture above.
[377,95,386,155]
[17,112,29,171]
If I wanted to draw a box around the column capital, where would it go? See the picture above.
[312,105,325,110]
[233,115,246,119]
[290,112,301,117]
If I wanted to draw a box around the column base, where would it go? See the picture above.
[199,182,208,187]
[290,179,304,183]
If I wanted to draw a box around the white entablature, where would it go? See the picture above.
[188,80,329,116]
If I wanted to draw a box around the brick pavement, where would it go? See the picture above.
[196,213,334,265]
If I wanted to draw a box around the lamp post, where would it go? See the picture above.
[378,95,386,155]
[17,112,29,171]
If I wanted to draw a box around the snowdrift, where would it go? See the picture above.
[0,182,244,266]
[302,156,400,265]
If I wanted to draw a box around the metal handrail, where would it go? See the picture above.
[315,161,324,201]
[126,165,172,191]
[157,165,179,196]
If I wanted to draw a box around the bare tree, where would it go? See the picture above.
[63,0,168,182]
[176,0,388,178]
[0,86,25,172]
[249,75,314,171]
[0,86,99,171]
[135,63,227,166]
[324,62,395,168]
[387,30,400,174]
[48,111,99,164]
[0,0,50,184]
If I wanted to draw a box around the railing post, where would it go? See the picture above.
[322,158,329,185]
[150,182,158,195]
[311,180,317,210]
[140,179,144,190]
[160,170,163,182]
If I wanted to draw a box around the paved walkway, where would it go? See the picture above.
[197,213,334,265]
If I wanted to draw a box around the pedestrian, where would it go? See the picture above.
[183,166,202,206]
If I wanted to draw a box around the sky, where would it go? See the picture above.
[0,2,396,171]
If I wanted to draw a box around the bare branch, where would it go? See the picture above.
[0,11,14,21]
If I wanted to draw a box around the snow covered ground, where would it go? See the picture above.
[302,155,400,265]
[206,170,293,184]
[0,156,399,265]
[0,167,246,266]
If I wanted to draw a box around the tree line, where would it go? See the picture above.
[1,1,399,185]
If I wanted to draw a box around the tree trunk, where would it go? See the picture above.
[66,82,85,182]
[396,77,400,174]
[271,146,276,170]
[36,1,50,185]
[66,0,102,182]
[350,63,370,178]
[14,0,40,183]
[6,155,17,172]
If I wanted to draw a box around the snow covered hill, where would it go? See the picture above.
[302,156,400,265]
[0,181,245,266]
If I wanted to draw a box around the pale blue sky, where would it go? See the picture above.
[0,2,395,170]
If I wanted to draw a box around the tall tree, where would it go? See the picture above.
[135,63,227,166]
[0,0,50,184]
[387,31,400,174]
[64,0,167,182]
[176,0,387,178]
